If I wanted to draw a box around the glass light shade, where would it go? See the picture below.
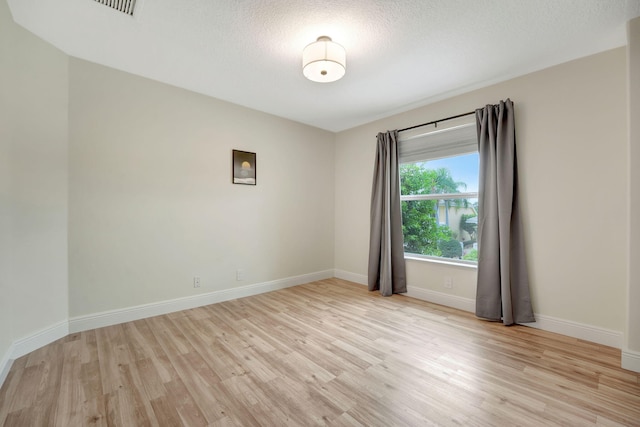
[302,36,346,83]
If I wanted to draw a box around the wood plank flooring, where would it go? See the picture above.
[0,278,639,426]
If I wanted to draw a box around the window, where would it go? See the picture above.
[399,123,479,263]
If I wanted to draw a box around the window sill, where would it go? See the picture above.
[404,255,477,270]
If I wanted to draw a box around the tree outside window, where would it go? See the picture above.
[400,157,478,262]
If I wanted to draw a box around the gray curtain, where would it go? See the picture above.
[476,99,535,325]
[368,131,407,296]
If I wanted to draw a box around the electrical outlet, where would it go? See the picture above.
[444,277,453,289]
[236,269,244,281]
[193,276,201,288]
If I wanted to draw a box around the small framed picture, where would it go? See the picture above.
[232,150,256,185]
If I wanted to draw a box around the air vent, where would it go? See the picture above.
[94,0,136,16]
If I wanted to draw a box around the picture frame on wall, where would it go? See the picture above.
[232,150,256,185]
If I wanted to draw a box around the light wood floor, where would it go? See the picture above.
[0,279,639,426]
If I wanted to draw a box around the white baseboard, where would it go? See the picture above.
[0,347,13,388]
[405,286,476,313]
[405,286,622,348]
[335,272,478,316]
[0,319,69,388]
[69,269,334,333]
[333,269,367,285]
[333,271,476,313]
[11,320,69,359]
[525,314,623,349]
[621,349,640,373]
[0,270,333,390]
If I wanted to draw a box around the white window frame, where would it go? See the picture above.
[399,121,479,266]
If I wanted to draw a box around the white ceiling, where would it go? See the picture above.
[7,0,640,132]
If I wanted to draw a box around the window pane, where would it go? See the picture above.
[400,153,479,195]
[400,153,479,262]
[402,198,478,261]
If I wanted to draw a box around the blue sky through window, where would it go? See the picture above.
[419,152,479,193]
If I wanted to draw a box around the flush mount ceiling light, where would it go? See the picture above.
[302,36,346,83]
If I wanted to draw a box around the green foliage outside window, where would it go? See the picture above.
[400,164,468,257]
[438,239,463,258]
[463,249,478,261]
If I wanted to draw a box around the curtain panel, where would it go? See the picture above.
[475,99,535,325]
[368,131,407,296]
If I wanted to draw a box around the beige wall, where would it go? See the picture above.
[68,59,335,316]
[0,0,69,362]
[335,48,628,332]
[627,17,640,357]
[0,0,12,365]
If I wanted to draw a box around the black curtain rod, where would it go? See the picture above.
[398,110,475,133]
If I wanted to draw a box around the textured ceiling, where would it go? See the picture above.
[7,0,640,132]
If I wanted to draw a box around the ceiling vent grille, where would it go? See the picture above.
[94,0,136,16]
